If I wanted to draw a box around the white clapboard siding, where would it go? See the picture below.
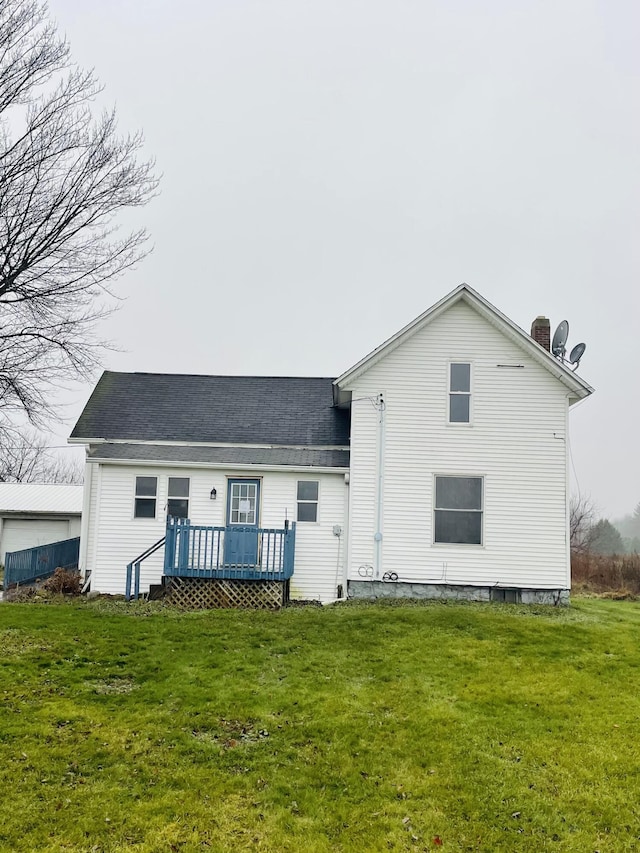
[81,461,100,577]
[84,465,346,601]
[345,300,571,589]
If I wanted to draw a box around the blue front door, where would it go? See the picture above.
[224,479,260,567]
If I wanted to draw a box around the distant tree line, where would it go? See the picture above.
[571,497,640,556]
[613,503,640,554]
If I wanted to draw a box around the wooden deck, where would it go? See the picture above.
[126,518,296,601]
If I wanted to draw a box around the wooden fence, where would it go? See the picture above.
[4,537,80,588]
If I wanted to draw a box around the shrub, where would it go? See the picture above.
[42,568,82,595]
[572,551,640,595]
[3,585,37,602]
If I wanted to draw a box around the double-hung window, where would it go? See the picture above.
[434,476,483,545]
[297,481,319,522]
[134,476,157,519]
[167,477,190,519]
[449,362,471,423]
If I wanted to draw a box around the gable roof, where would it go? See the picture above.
[0,483,83,515]
[334,283,594,403]
[70,373,350,447]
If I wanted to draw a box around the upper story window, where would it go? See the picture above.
[167,477,190,519]
[134,476,157,519]
[434,476,483,545]
[297,480,319,522]
[449,362,471,423]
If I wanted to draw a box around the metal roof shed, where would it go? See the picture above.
[0,483,83,565]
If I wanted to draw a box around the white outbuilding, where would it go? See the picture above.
[0,483,83,565]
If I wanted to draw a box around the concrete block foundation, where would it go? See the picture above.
[348,580,570,606]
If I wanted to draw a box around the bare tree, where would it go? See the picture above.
[0,428,83,483]
[0,0,157,439]
[570,494,596,554]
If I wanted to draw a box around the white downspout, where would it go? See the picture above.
[341,471,350,597]
[374,393,385,579]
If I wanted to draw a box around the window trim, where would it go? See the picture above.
[296,479,320,524]
[167,476,190,520]
[226,478,261,526]
[433,474,484,546]
[447,361,473,426]
[133,475,158,520]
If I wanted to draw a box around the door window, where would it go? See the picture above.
[229,481,257,524]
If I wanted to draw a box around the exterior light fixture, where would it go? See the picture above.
[210,488,217,500]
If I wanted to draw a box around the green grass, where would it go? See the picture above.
[1,598,640,852]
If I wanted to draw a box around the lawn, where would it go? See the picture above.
[1,598,639,852]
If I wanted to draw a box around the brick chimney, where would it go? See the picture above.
[531,316,550,351]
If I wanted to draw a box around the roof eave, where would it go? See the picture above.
[86,456,349,474]
[335,283,469,389]
[73,438,350,451]
[334,283,594,399]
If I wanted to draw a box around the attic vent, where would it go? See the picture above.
[531,316,551,352]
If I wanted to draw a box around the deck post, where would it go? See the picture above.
[125,563,132,601]
[284,522,296,579]
[177,518,190,571]
[164,517,176,573]
[134,562,141,600]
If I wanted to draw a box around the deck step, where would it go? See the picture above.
[147,582,168,601]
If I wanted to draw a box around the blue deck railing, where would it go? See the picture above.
[4,537,80,589]
[126,518,296,601]
[164,517,296,581]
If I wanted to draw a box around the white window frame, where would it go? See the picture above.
[167,476,190,519]
[296,480,320,524]
[433,474,484,546]
[133,475,158,520]
[228,480,259,525]
[447,361,472,425]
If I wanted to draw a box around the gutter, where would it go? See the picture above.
[84,457,349,475]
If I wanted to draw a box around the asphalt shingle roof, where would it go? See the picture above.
[88,444,350,468]
[71,372,350,447]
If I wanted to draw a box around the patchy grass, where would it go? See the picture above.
[1,598,640,851]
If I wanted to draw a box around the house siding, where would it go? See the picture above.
[344,300,570,591]
[81,461,100,579]
[84,464,346,601]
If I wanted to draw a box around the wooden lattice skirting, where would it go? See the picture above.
[165,577,288,610]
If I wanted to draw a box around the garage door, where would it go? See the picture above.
[1,519,70,564]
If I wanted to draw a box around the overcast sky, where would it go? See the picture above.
[46,0,639,520]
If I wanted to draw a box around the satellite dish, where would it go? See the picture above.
[551,320,569,358]
[569,342,586,369]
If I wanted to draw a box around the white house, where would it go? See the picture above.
[69,285,593,605]
[0,483,83,565]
